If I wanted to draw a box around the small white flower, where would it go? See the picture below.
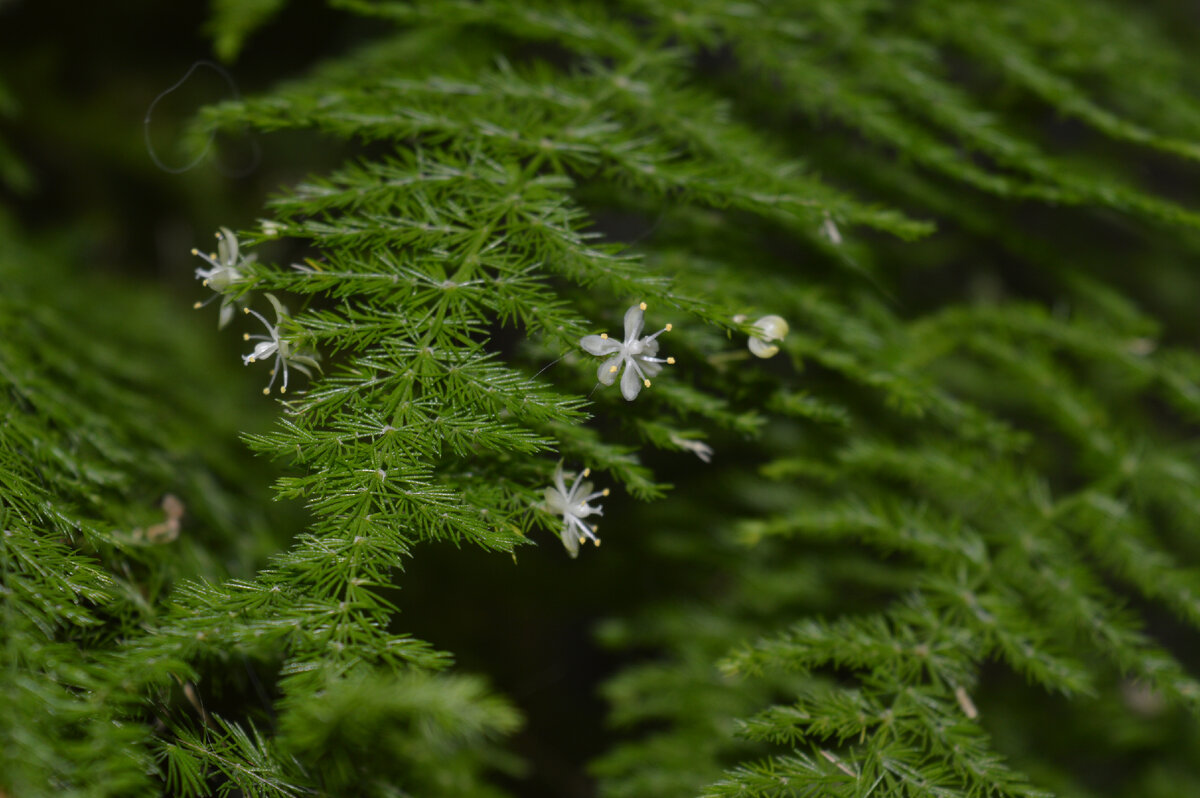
[242,293,320,395]
[580,302,674,400]
[748,315,789,359]
[192,227,253,328]
[543,461,608,558]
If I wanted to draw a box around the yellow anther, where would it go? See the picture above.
[643,379,651,387]
[667,357,675,365]
[190,248,200,256]
[262,387,269,395]
[192,301,203,309]
[602,488,610,497]
[243,333,251,341]
[243,307,251,314]
[594,539,601,547]
[583,468,590,477]
[247,356,256,363]
[579,536,586,544]
[202,279,209,287]
[639,302,647,310]
[280,386,286,394]
[610,365,619,373]
[665,323,672,331]
[600,333,608,339]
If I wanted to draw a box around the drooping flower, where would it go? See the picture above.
[242,293,320,395]
[580,302,674,401]
[748,314,789,359]
[192,226,253,328]
[669,433,714,463]
[542,461,608,558]
[128,494,185,545]
[821,212,843,245]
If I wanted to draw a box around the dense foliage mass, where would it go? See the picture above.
[3,0,1200,795]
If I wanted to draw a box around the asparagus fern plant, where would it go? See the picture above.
[4,0,1200,795]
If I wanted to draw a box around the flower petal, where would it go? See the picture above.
[217,226,238,265]
[598,355,623,385]
[559,523,581,558]
[544,485,566,514]
[639,358,664,378]
[552,460,568,497]
[623,303,645,342]
[290,361,315,378]
[620,362,644,400]
[264,292,288,323]
[252,341,278,360]
[580,334,622,356]
[218,300,236,330]
[754,315,789,340]
[570,480,594,504]
[748,337,780,358]
[208,265,239,292]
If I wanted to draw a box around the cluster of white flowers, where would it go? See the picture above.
[192,231,794,558]
[548,301,790,557]
[192,233,790,557]
[191,228,319,395]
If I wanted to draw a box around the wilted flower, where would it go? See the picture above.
[669,433,714,463]
[821,213,843,245]
[242,293,320,395]
[748,315,789,359]
[128,494,185,545]
[543,461,608,558]
[580,302,674,400]
[192,227,253,328]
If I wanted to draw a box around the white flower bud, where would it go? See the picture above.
[748,315,788,358]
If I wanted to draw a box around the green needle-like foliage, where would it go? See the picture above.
[5,0,1200,795]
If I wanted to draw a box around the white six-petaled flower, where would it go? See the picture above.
[192,227,254,328]
[543,461,608,558]
[242,293,320,395]
[580,302,674,401]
